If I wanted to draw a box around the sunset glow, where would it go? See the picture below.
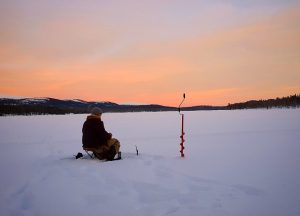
[1,0,300,106]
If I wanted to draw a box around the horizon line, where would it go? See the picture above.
[1,93,299,107]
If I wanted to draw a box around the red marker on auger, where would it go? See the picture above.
[178,93,186,158]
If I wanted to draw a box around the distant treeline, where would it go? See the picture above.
[228,94,300,110]
[0,94,299,116]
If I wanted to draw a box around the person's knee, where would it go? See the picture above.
[108,138,120,153]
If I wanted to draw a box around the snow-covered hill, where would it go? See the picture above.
[0,109,299,216]
[0,97,116,107]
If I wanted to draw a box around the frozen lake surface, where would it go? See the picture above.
[0,109,300,216]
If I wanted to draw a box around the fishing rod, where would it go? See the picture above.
[178,93,186,157]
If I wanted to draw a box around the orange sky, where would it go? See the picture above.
[0,0,300,106]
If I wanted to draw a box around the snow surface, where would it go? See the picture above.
[0,109,300,216]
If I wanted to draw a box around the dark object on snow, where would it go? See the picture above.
[135,145,139,156]
[75,152,83,159]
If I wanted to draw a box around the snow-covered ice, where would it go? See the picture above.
[0,109,300,216]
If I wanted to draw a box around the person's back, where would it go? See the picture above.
[82,107,121,160]
[82,114,110,149]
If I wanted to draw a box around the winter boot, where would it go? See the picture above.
[106,146,116,161]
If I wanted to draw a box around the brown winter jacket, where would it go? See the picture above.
[82,115,111,149]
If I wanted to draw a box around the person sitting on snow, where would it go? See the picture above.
[82,107,121,160]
